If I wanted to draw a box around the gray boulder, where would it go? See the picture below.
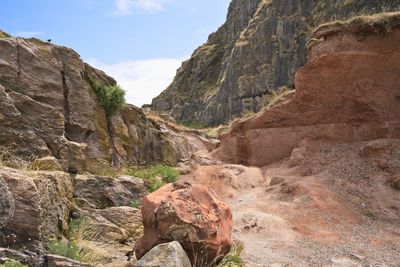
[137,241,191,267]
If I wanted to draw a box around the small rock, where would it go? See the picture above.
[137,241,191,267]
[45,254,93,267]
[269,177,285,186]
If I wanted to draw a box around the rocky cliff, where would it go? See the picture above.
[152,0,400,126]
[0,31,191,173]
[214,12,400,166]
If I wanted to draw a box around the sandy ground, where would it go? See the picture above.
[181,136,400,267]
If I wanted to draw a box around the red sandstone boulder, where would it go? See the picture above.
[134,182,233,264]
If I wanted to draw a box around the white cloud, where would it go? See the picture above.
[14,31,44,38]
[87,58,183,107]
[113,0,177,15]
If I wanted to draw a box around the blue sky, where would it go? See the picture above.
[0,0,231,105]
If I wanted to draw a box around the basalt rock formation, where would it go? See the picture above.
[214,12,400,166]
[0,31,190,173]
[152,0,400,126]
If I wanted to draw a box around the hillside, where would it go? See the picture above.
[1,6,400,267]
[152,0,400,126]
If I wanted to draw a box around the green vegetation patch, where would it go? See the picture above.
[217,241,245,267]
[181,120,208,129]
[127,164,180,192]
[86,76,126,116]
[0,260,28,267]
[47,240,84,262]
[46,217,101,265]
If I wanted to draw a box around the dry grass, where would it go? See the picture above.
[192,241,245,267]
[313,11,400,36]
[261,86,295,109]
[0,147,37,171]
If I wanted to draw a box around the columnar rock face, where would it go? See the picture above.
[152,0,400,126]
[134,182,233,265]
[0,32,190,172]
[214,13,400,166]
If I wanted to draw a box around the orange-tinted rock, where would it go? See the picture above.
[134,182,233,264]
[214,14,400,167]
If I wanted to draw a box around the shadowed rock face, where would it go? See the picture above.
[0,34,191,172]
[152,0,400,126]
[214,14,400,166]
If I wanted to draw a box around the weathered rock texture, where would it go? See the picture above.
[152,0,400,126]
[0,168,74,252]
[134,182,233,265]
[0,32,190,172]
[214,12,400,166]
[0,167,147,266]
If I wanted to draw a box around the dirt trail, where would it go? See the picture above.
[181,134,400,267]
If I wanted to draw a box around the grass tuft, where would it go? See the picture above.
[130,199,142,209]
[0,260,28,267]
[127,164,180,192]
[262,86,295,109]
[192,241,246,267]
[47,217,102,265]
[217,241,245,267]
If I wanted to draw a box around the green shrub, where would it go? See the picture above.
[127,164,180,192]
[127,164,179,183]
[0,260,28,267]
[130,199,142,209]
[181,120,208,129]
[86,76,126,116]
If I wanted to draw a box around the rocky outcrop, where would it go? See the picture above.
[152,0,400,126]
[0,32,191,173]
[134,182,233,265]
[137,241,191,267]
[214,12,400,166]
[0,167,148,266]
[0,168,74,253]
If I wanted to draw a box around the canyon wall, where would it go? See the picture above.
[152,0,400,126]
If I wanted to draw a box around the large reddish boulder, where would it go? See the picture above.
[134,182,233,264]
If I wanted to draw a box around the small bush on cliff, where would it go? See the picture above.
[127,164,180,192]
[86,76,126,116]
